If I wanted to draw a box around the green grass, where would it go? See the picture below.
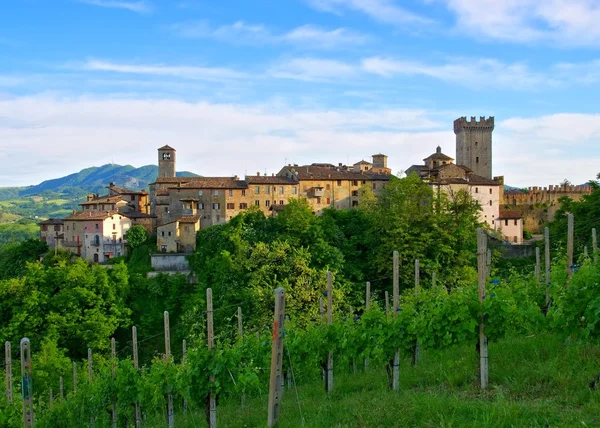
[144,334,600,427]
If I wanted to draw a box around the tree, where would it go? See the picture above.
[124,225,148,250]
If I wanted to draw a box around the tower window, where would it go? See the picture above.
[475,142,478,147]
[476,157,479,164]
[475,187,478,193]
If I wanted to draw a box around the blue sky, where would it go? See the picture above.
[1,0,600,187]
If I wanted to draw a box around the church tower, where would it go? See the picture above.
[454,116,494,179]
[158,145,176,178]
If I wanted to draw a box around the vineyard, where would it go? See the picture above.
[2,221,600,427]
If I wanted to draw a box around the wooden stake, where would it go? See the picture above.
[182,340,188,414]
[267,288,286,428]
[238,307,243,338]
[132,326,141,428]
[432,272,436,288]
[545,227,551,307]
[326,271,334,394]
[477,229,489,390]
[413,260,421,365]
[73,362,77,394]
[88,348,94,428]
[392,251,399,392]
[365,281,371,310]
[567,213,574,277]
[164,311,174,428]
[385,291,390,314]
[5,342,12,403]
[111,338,117,428]
[20,338,34,428]
[593,228,598,264]
[535,247,541,283]
[49,389,53,408]
[207,288,217,428]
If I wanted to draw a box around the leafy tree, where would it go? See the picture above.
[124,225,148,250]
[0,239,48,280]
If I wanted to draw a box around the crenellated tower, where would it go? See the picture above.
[454,116,494,179]
[158,145,176,178]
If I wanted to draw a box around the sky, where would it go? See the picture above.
[1,0,600,187]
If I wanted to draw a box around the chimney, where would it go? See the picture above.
[87,194,93,201]
[372,154,388,170]
[257,172,261,176]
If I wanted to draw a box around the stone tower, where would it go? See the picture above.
[454,116,494,179]
[158,145,176,178]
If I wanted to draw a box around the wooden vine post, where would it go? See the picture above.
[207,288,217,428]
[5,342,12,403]
[164,311,174,428]
[593,228,598,264]
[392,251,400,392]
[326,271,334,394]
[111,338,117,428]
[364,282,371,370]
[432,272,436,288]
[413,259,421,365]
[132,326,141,428]
[567,213,574,277]
[20,338,34,428]
[267,288,286,428]
[545,227,551,307]
[89,348,95,428]
[535,247,541,283]
[385,291,390,315]
[477,229,489,389]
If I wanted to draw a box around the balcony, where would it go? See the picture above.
[312,187,324,198]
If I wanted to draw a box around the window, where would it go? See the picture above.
[316,197,321,205]
[42,225,48,232]
[214,190,219,197]
[352,190,359,197]
[475,141,478,147]
[168,231,171,237]
[240,203,248,209]
[326,184,330,190]
[279,186,284,194]
[216,215,220,221]
[489,201,492,206]
[95,223,99,230]
[213,203,220,210]
[265,200,271,207]
[164,207,168,213]
[199,190,204,196]
[255,200,260,206]
[279,200,284,205]
[326,198,331,205]
[198,203,204,210]
[514,219,518,226]
[352,201,359,207]
[352,180,358,186]
[362,181,366,185]
[131,195,135,201]
[489,188,492,194]
[475,187,479,193]
[505,219,509,226]
[337,180,342,187]
[513,236,517,243]
[292,187,297,195]
[255,186,260,194]
[228,189,233,197]
[184,226,189,233]
[241,189,246,196]
[476,156,479,164]
[266,186,270,194]
[226,203,235,209]
[41,236,47,242]
[113,224,116,230]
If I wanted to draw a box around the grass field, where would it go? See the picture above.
[143,334,600,427]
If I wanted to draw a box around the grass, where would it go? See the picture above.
[145,333,600,427]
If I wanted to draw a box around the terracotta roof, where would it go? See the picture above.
[158,214,200,227]
[498,210,523,219]
[122,212,155,219]
[269,204,287,212]
[108,185,147,195]
[66,211,122,221]
[174,177,248,189]
[354,160,372,165]
[424,152,454,161]
[158,145,176,151]
[431,174,500,186]
[180,197,199,202]
[56,233,65,239]
[38,218,64,225]
[80,195,124,206]
[279,165,390,181]
[246,176,298,185]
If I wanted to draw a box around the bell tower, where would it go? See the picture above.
[158,145,176,178]
[454,116,494,179]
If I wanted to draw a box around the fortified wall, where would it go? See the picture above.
[505,184,592,232]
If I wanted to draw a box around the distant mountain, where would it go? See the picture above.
[0,164,200,200]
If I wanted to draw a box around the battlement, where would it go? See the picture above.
[506,184,592,206]
[454,116,495,133]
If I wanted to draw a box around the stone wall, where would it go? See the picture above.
[151,253,190,272]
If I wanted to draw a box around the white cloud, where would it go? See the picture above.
[80,59,247,82]
[75,0,153,13]
[361,57,556,89]
[306,0,430,24]
[438,0,600,45]
[268,58,357,82]
[0,95,598,188]
[171,21,370,49]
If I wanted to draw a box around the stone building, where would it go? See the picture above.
[38,219,64,249]
[497,210,524,244]
[454,116,494,180]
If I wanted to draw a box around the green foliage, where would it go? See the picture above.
[124,225,148,250]
[0,222,39,246]
[0,239,48,280]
